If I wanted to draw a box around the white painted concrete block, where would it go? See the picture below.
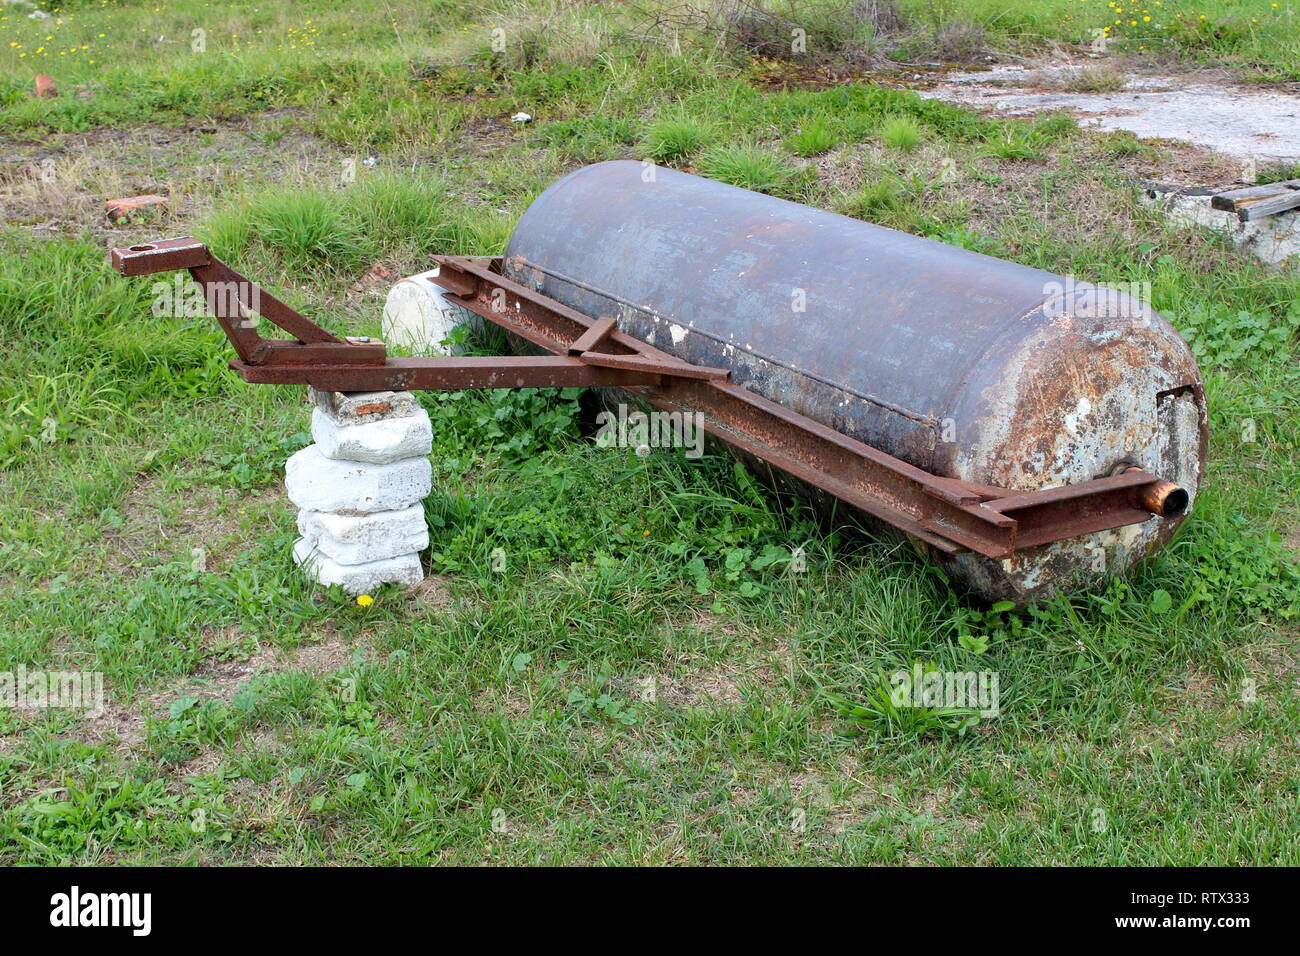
[298,505,429,565]
[285,445,431,514]
[310,406,432,464]
[293,538,423,594]
[1140,185,1300,267]
[309,388,419,425]
[382,270,477,355]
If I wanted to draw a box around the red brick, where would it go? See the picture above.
[104,195,169,222]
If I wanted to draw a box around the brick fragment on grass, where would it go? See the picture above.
[104,195,169,222]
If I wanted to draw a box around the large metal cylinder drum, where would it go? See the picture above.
[501,161,1208,600]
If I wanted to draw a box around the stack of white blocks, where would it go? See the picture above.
[286,389,433,594]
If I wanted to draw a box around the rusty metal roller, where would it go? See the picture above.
[502,161,1208,600]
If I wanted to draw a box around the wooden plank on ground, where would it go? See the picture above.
[1237,189,1300,221]
[1210,179,1300,218]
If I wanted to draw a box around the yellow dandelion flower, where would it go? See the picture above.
[356,594,374,607]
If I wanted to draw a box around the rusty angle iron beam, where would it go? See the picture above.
[108,238,1187,561]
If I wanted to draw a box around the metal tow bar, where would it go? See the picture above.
[109,237,1188,562]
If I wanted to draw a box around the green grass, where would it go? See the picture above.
[880,114,923,152]
[698,141,805,195]
[786,115,839,156]
[0,0,1297,866]
[640,116,716,163]
[204,173,511,279]
[853,177,907,218]
[894,0,1300,80]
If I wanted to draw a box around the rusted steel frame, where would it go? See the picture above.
[992,492,1152,550]
[190,260,263,365]
[250,340,386,367]
[188,258,346,346]
[112,238,261,365]
[627,379,967,555]
[567,316,617,355]
[653,387,1173,559]
[233,355,663,391]
[111,237,210,276]
[110,238,351,367]
[578,351,730,380]
[639,377,1029,557]
[432,256,660,359]
[431,255,1176,560]
[431,256,1024,555]
[107,242,1175,559]
[106,241,671,394]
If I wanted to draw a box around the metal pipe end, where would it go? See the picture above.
[1148,483,1189,518]
[1123,467,1189,517]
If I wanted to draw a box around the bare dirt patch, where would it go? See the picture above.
[449,113,524,161]
[106,476,288,577]
[1160,665,1221,713]
[0,109,349,235]
[1239,626,1300,687]
[292,630,367,674]
[405,574,455,611]
[77,702,151,751]
[653,660,765,708]
[473,684,533,719]
[649,629,795,710]
[74,626,370,752]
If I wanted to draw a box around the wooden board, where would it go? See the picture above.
[1210,179,1300,221]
